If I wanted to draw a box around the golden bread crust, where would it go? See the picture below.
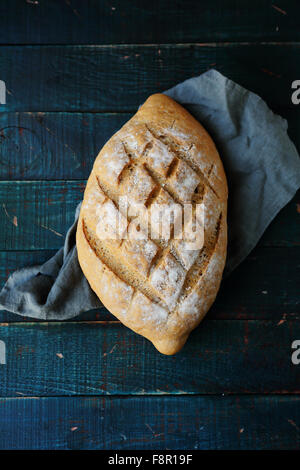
[77,94,228,355]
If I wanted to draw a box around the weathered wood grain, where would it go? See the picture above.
[0,0,299,44]
[1,44,300,111]
[0,181,82,250]
[0,181,299,250]
[0,245,299,323]
[211,246,300,319]
[0,321,298,396]
[0,396,299,450]
[1,110,299,181]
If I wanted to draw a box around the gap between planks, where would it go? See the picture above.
[0,392,300,400]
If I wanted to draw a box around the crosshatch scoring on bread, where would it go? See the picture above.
[76,94,228,355]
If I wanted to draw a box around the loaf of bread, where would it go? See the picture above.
[76,94,228,355]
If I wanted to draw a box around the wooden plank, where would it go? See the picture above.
[1,44,300,111]
[0,181,81,250]
[0,112,130,180]
[1,109,299,181]
[0,181,299,250]
[0,0,299,45]
[0,245,299,323]
[211,246,300,319]
[0,320,299,396]
[0,395,298,450]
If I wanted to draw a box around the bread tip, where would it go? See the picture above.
[151,335,189,355]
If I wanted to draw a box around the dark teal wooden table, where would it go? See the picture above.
[0,0,299,450]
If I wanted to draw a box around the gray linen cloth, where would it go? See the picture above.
[1,70,300,320]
